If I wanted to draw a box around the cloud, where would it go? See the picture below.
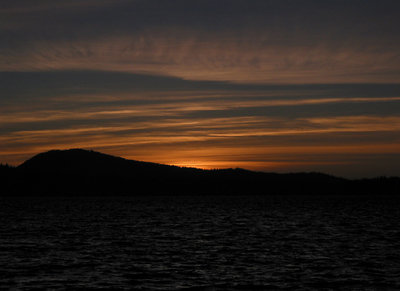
[2,95,400,126]
[2,71,400,103]
[2,113,400,169]
[1,1,400,177]
[1,1,400,84]
[1,35,399,84]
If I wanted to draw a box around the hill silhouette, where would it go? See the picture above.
[1,149,399,196]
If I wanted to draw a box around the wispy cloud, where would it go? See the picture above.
[1,1,400,177]
[2,93,400,125]
[2,35,399,84]
[1,1,400,83]
[2,114,400,173]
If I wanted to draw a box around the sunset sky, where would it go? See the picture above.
[1,0,400,177]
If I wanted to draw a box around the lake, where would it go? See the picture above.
[1,195,399,290]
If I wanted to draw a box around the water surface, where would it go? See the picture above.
[1,195,399,290]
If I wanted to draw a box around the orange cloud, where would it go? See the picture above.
[2,34,399,84]
[2,93,400,125]
[2,114,400,173]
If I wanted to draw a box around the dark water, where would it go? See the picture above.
[1,195,400,290]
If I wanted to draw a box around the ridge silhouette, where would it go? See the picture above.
[1,149,399,196]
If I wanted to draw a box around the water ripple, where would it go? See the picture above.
[1,195,400,290]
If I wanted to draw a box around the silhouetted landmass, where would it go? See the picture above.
[1,149,399,196]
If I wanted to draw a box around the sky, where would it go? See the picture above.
[1,0,400,178]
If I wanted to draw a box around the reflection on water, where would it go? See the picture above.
[1,195,400,290]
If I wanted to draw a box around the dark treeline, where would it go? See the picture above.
[1,149,399,196]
